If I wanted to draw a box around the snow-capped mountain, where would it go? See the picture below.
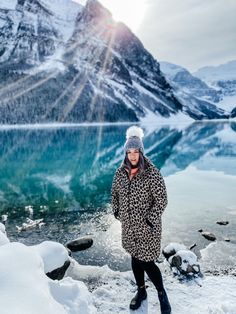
[0,0,229,123]
[0,0,81,66]
[193,60,236,117]
[193,60,236,84]
[160,61,228,120]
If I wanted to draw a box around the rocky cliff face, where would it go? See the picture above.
[193,60,236,118]
[0,0,229,123]
[160,62,228,120]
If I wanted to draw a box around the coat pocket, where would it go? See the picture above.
[145,218,154,229]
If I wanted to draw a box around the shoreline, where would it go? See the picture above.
[0,118,235,131]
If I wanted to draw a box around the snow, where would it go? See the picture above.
[39,0,82,45]
[49,277,96,314]
[169,250,198,272]
[200,241,236,272]
[67,259,236,313]
[0,223,6,234]
[0,122,134,131]
[31,241,69,273]
[132,81,163,104]
[0,232,8,246]
[1,228,236,313]
[163,243,200,276]
[0,242,65,314]
[90,269,236,313]
[193,60,236,84]
[36,48,66,72]
[140,108,194,131]
[41,0,82,21]
[163,242,187,254]
[72,0,86,5]
[0,224,9,246]
[218,95,236,112]
[0,18,6,28]
[0,0,17,10]
[160,61,185,79]
[0,241,96,314]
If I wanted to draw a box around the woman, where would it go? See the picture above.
[111,126,171,313]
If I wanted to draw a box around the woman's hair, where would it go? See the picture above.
[122,150,145,175]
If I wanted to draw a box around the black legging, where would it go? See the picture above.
[131,256,164,292]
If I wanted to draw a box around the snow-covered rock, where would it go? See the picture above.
[0,225,236,313]
[0,223,10,246]
[0,242,96,314]
[31,240,70,273]
[163,242,201,277]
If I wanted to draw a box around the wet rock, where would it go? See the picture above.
[189,243,197,250]
[216,221,229,226]
[46,260,70,280]
[200,231,216,241]
[66,236,93,252]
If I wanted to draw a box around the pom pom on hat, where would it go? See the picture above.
[124,126,144,154]
[126,126,144,140]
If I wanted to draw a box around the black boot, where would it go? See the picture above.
[158,289,171,314]
[130,286,147,310]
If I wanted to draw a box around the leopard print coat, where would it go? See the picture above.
[111,156,168,262]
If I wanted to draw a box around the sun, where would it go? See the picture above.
[99,0,147,32]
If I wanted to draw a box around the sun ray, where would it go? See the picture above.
[43,26,108,120]
[1,69,60,104]
[59,29,113,122]
[92,124,104,168]
[0,17,108,98]
[85,24,118,123]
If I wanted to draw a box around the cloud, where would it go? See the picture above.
[136,0,236,71]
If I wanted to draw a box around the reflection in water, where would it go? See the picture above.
[0,122,235,212]
[0,122,236,272]
[0,125,126,211]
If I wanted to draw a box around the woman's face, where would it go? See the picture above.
[127,148,140,167]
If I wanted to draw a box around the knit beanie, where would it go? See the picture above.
[124,126,144,154]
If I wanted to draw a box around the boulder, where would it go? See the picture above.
[200,231,216,241]
[162,242,187,260]
[66,236,93,252]
[216,221,229,226]
[46,260,70,280]
[163,243,201,278]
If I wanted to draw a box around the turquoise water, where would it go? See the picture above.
[0,122,236,272]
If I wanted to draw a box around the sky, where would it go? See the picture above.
[76,0,236,72]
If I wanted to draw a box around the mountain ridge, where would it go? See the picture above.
[0,0,231,123]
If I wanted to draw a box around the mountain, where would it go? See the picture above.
[193,60,236,117]
[160,61,228,120]
[0,0,229,123]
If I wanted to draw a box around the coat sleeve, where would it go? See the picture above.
[111,171,120,220]
[147,167,168,224]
